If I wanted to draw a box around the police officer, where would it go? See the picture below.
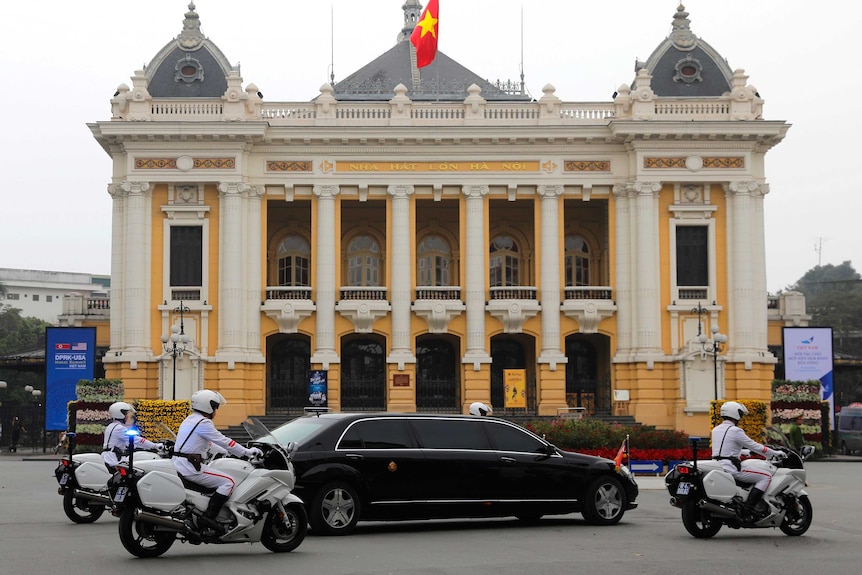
[172,390,262,531]
[711,401,785,516]
[102,402,163,471]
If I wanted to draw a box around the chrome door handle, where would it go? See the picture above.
[500,456,517,463]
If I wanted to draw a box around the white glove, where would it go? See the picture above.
[773,451,787,461]
[246,447,264,461]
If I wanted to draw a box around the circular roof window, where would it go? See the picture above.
[673,55,702,85]
[175,55,204,85]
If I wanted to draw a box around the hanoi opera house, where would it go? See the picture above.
[79,2,806,436]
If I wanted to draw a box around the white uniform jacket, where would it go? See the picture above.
[171,412,250,476]
[711,420,778,473]
[102,421,158,468]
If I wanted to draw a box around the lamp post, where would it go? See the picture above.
[161,301,190,400]
[691,303,728,400]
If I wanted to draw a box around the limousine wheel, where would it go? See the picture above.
[309,481,360,536]
[581,476,625,525]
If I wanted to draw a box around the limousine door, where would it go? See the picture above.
[485,421,574,502]
[408,418,499,505]
[336,418,421,505]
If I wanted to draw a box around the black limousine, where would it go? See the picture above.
[261,412,639,535]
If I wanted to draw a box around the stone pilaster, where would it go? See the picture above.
[311,185,340,368]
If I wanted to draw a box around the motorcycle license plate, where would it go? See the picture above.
[113,486,128,503]
[676,482,692,495]
[59,473,70,486]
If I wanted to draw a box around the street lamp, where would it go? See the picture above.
[691,303,728,400]
[161,301,190,400]
[699,324,728,400]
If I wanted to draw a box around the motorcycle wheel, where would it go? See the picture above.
[261,503,308,552]
[581,476,626,525]
[118,507,176,558]
[779,495,813,536]
[63,490,105,524]
[309,481,360,536]
[681,500,722,538]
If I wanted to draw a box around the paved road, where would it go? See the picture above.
[0,458,859,575]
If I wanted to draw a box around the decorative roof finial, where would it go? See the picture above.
[398,0,423,43]
[670,4,697,51]
[178,2,205,49]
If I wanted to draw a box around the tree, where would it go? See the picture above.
[0,305,49,356]
[790,261,862,356]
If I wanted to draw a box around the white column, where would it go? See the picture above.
[387,185,417,369]
[537,185,566,369]
[725,181,769,362]
[121,181,151,355]
[217,182,246,355]
[245,186,265,356]
[612,184,633,359]
[461,185,492,368]
[107,184,125,354]
[634,181,663,359]
[311,185,340,368]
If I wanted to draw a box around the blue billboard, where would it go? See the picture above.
[46,327,96,431]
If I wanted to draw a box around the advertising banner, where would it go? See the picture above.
[504,369,527,408]
[307,370,328,408]
[783,327,834,428]
[46,327,96,431]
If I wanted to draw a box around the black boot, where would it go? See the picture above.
[198,492,229,531]
[744,487,765,517]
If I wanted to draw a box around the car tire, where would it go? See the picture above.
[309,481,360,536]
[581,476,626,525]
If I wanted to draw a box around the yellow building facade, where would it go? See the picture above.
[83,3,798,435]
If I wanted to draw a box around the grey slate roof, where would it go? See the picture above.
[331,39,529,102]
[145,3,232,98]
[636,5,734,98]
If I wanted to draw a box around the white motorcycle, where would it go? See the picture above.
[108,418,307,558]
[54,431,166,523]
[664,429,815,538]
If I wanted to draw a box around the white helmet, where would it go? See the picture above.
[469,402,493,416]
[108,401,135,420]
[191,389,226,415]
[720,401,749,421]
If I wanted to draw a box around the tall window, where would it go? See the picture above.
[417,235,451,286]
[564,235,590,286]
[170,225,202,287]
[676,226,708,286]
[347,235,381,286]
[489,235,520,287]
[277,235,310,286]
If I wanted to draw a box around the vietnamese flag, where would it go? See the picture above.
[410,0,439,68]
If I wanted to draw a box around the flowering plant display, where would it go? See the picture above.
[135,399,191,441]
[73,378,124,450]
[770,380,823,446]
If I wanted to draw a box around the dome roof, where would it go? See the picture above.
[144,3,233,98]
[635,4,734,97]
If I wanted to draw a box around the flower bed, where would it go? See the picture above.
[72,378,125,451]
[771,380,823,446]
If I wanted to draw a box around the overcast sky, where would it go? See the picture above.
[1,0,858,293]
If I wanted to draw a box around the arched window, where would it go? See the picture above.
[564,235,590,287]
[277,235,310,286]
[347,235,381,287]
[490,235,520,287]
[417,235,451,286]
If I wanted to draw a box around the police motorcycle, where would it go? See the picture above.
[664,428,815,538]
[108,417,307,558]
[54,430,170,523]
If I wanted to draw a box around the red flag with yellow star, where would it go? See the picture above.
[410,0,439,68]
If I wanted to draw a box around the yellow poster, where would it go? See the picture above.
[503,369,527,408]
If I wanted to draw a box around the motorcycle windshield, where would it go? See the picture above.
[242,417,277,443]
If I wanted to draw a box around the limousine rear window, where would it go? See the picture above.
[269,416,340,445]
[410,419,490,450]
